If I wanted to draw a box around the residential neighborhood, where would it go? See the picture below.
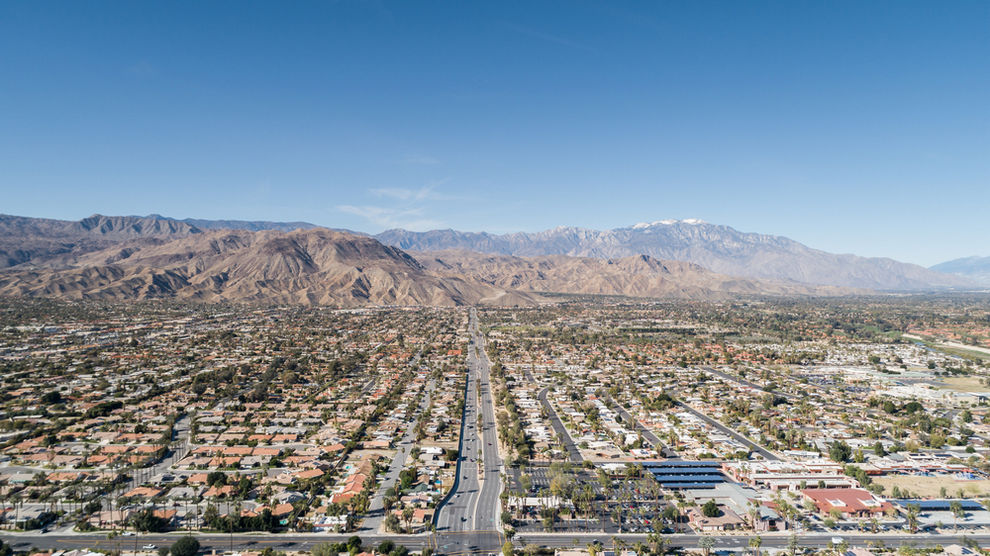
[3,297,990,555]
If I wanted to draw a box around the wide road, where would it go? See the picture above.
[7,530,989,554]
[515,531,990,551]
[433,309,504,554]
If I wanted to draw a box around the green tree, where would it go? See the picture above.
[384,513,400,533]
[311,544,337,556]
[828,441,852,463]
[702,499,720,518]
[131,508,168,532]
[170,536,200,556]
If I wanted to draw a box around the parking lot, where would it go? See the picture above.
[505,464,686,534]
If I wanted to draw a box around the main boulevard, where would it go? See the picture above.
[432,309,505,554]
[4,530,989,554]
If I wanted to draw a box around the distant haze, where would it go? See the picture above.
[0,214,974,298]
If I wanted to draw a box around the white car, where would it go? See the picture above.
[831,537,844,545]
[142,545,158,550]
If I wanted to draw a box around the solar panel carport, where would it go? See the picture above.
[646,461,727,490]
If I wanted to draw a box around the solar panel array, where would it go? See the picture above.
[645,461,726,490]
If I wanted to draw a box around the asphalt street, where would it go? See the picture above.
[604,395,677,458]
[361,376,437,533]
[433,309,504,553]
[674,401,779,461]
[7,530,989,554]
[536,386,583,463]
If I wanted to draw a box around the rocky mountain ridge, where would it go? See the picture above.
[377,220,970,290]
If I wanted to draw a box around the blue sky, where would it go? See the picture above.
[1,1,987,266]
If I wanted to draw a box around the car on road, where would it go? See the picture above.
[831,537,844,546]
[122,531,135,536]
[142,545,157,550]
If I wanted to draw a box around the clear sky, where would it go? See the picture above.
[1,1,987,266]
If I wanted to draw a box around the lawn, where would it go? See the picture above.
[874,474,990,499]
[938,376,990,393]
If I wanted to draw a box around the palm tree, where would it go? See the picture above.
[612,537,623,556]
[12,494,21,530]
[611,506,623,533]
[699,535,715,556]
[747,499,762,531]
[647,532,666,555]
[950,500,965,531]
[748,535,762,556]
[906,503,920,534]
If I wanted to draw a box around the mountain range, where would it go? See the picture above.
[930,257,990,286]
[0,214,873,306]
[415,250,855,299]
[376,220,970,291]
[0,224,535,307]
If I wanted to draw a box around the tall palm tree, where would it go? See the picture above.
[12,494,21,530]
[611,506,623,533]
[647,532,666,555]
[612,537,623,556]
[698,535,715,556]
[906,503,920,534]
[748,535,762,556]
[950,500,964,531]
[747,499,762,531]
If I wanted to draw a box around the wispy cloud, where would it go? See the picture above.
[398,154,440,166]
[370,183,456,202]
[503,23,596,53]
[338,182,462,231]
[128,60,159,78]
[337,204,443,231]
